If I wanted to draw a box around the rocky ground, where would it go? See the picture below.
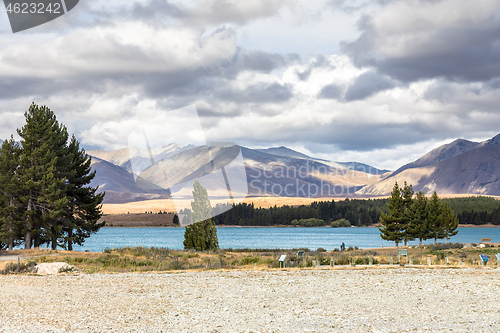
[0,268,499,332]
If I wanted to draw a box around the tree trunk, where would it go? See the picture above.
[25,230,31,249]
[67,229,73,251]
[25,196,32,249]
[51,236,57,250]
[419,238,422,247]
[34,235,41,248]
[8,196,14,251]
[446,237,449,244]
[434,237,437,245]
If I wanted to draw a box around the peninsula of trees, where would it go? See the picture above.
[379,182,459,247]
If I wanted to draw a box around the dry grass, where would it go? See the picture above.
[102,194,500,215]
[101,196,389,214]
[2,244,499,274]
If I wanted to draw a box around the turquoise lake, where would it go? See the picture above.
[71,227,500,252]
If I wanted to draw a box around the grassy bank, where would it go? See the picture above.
[1,243,499,274]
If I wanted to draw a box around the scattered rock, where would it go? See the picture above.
[35,262,75,275]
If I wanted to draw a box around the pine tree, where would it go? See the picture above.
[0,137,22,250]
[401,181,414,246]
[183,180,219,251]
[14,103,104,250]
[172,214,179,225]
[428,191,445,244]
[407,191,431,246]
[62,136,104,250]
[379,182,405,247]
[17,103,67,249]
[441,201,459,243]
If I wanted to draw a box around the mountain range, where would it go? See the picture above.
[87,134,500,203]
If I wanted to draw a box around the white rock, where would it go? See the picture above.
[35,262,74,275]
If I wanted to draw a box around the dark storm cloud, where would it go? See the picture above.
[0,75,110,100]
[318,83,342,100]
[343,71,396,101]
[239,118,443,152]
[216,82,293,104]
[138,49,297,102]
[341,1,500,83]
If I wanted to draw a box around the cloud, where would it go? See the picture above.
[342,0,500,82]
[216,82,293,104]
[318,83,342,100]
[344,71,397,101]
[295,55,333,81]
[328,0,396,13]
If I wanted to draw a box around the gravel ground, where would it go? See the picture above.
[0,268,499,332]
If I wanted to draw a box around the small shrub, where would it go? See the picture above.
[316,247,327,252]
[103,247,113,254]
[427,243,463,251]
[58,265,77,273]
[333,255,350,265]
[240,256,259,265]
[331,219,351,228]
[319,257,330,265]
[0,261,36,275]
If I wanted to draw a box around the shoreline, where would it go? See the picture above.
[102,223,500,228]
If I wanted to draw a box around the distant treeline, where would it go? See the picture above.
[206,196,500,226]
[443,196,500,225]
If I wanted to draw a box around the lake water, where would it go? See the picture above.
[71,227,500,252]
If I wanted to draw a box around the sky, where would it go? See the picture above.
[1,0,500,170]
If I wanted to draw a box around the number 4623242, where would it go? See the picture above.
[5,2,62,14]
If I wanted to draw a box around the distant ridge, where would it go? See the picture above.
[358,133,500,196]
[89,144,385,203]
[87,134,500,203]
[256,146,313,160]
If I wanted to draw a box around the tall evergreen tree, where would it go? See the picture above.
[379,182,405,247]
[428,191,445,244]
[0,137,22,250]
[61,136,104,250]
[441,201,459,243]
[17,103,67,249]
[5,103,106,250]
[407,191,431,246]
[401,181,414,246]
[183,180,219,251]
